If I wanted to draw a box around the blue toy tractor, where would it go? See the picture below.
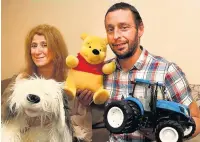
[104,79,195,142]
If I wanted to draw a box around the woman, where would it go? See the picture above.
[2,24,93,142]
[1,24,68,120]
[22,24,68,81]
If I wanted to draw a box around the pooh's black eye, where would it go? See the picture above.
[100,49,101,51]
[89,46,91,48]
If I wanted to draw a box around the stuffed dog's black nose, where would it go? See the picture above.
[92,49,100,55]
[27,94,40,103]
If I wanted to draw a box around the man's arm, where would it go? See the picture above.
[189,101,200,137]
[165,63,200,138]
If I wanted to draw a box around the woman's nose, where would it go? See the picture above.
[35,46,43,54]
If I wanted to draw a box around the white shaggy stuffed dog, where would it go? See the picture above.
[1,76,73,142]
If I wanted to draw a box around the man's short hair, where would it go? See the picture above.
[105,2,143,28]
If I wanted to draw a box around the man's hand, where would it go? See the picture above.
[77,89,94,107]
[189,101,200,137]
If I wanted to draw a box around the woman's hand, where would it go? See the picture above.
[76,89,94,107]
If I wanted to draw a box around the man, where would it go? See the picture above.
[103,2,200,142]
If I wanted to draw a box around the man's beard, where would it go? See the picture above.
[112,39,139,59]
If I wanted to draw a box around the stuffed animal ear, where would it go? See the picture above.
[57,93,73,142]
[81,33,88,40]
[57,83,73,132]
[57,90,66,131]
[6,103,18,120]
[62,94,73,131]
[1,81,18,121]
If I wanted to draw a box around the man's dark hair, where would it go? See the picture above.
[105,2,143,28]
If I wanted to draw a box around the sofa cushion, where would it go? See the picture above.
[190,84,200,108]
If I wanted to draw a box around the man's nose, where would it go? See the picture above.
[113,29,121,39]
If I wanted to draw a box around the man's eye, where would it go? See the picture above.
[121,26,128,31]
[107,28,114,33]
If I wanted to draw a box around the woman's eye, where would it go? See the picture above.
[40,42,47,48]
[42,44,47,47]
[31,44,37,48]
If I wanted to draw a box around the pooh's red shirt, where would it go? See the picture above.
[73,53,104,75]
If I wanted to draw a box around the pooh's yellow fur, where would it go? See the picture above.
[64,34,115,104]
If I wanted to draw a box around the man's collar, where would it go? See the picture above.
[114,46,149,71]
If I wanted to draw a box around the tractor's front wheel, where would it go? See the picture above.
[104,100,141,134]
[183,118,196,139]
[155,120,184,142]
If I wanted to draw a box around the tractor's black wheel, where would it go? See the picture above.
[183,118,196,139]
[104,100,141,134]
[155,120,184,142]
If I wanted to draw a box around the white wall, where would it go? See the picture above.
[2,0,200,84]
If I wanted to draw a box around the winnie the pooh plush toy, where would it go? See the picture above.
[64,33,115,104]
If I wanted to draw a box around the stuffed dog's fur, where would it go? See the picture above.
[1,76,73,142]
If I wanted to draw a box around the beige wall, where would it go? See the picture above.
[1,0,200,84]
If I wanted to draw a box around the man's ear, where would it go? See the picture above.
[138,22,144,38]
[104,38,108,45]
